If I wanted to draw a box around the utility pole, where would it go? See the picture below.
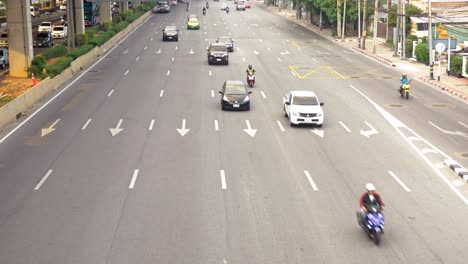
[342,0,347,40]
[372,0,379,54]
[402,0,406,58]
[428,0,434,79]
[394,0,400,56]
[337,0,342,38]
[363,0,367,49]
[386,0,391,41]
[358,0,361,48]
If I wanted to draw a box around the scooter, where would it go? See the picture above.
[203,8,206,15]
[206,2,209,9]
[400,84,410,99]
[247,73,255,87]
[356,205,385,245]
[226,7,229,14]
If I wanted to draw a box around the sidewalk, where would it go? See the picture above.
[267,5,468,100]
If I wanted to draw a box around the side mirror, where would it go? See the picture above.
[219,91,223,94]
[285,102,290,105]
[320,102,324,106]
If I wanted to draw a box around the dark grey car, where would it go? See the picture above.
[207,43,229,65]
[34,32,54,48]
[162,26,179,41]
[219,80,251,111]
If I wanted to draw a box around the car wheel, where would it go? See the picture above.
[208,61,212,65]
[246,106,250,111]
[289,121,294,127]
[226,61,229,65]
[317,124,323,128]
[0,62,4,69]
[284,111,288,117]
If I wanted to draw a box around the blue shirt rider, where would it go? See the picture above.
[400,73,408,92]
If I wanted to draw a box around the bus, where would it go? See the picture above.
[84,0,99,27]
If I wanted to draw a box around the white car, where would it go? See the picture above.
[221,3,228,10]
[38,22,53,32]
[236,0,246,10]
[52,25,67,38]
[283,91,324,127]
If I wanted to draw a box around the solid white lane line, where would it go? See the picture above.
[149,119,155,130]
[211,90,215,97]
[81,119,92,130]
[124,70,129,76]
[459,121,468,128]
[34,169,53,190]
[136,57,140,61]
[171,57,175,62]
[167,70,170,76]
[220,170,227,190]
[304,170,318,191]
[209,70,212,76]
[214,120,219,131]
[277,57,282,62]
[339,121,351,132]
[290,70,296,77]
[129,169,139,189]
[388,171,411,192]
[276,120,285,132]
[261,91,267,98]
[160,90,164,97]
[107,89,114,97]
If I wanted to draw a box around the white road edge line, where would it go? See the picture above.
[167,70,170,76]
[214,120,219,131]
[0,16,151,145]
[149,119,155,130]
[388,171,411,192]
[34,169,53,190]
[261,91,267,98]
[129,169,139,189]
[160,90,164,97]
[220,170,227,190]
[304,170,318,191]
[339,121,351,132]
[276,120,285,132]
[81,119,92,130]
[107,89,114,97]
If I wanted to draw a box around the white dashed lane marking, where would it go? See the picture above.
[34,169,53,190]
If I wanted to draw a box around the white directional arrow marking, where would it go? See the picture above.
[41,119,60,137]
[109,119,124,136]
[310,128,324,138]
[177,119,190,136]
[189,49,195,54]
[280,50,290,55]
[360,121,379,137]
[123,49,128,54]
[156,48,162,54]
[428,121,468,139]
[243,120,257,137]
[254,50,260,55]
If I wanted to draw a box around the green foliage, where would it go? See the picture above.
[66,44,94,60]
[114,21,129,33]
[408,35,418,41]
[42,44,67,60]
[100,21,113,32]
[120,10,133,21]
[450,56,463,74]
[388,4,422,35]
[88,32,112,47]
[386,39,394,48]
[29,55,47,79]
[421,36,427,43]
[86,29,97,40]
[405,39,413,58]
[76,33,88,47]
[415,43,429,64]
[45,57,73,77]
[113,15,122,24]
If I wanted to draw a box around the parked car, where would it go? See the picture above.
[0,48,9,69]
[283,91,324,127]
[38,22,54,32]
[52,25,67,38]
[34,32,54,48]
[216,36,234,52]
[0,33,7,47]
[219,80,251,111]
[207,43,229,65]
[162,25,179,41]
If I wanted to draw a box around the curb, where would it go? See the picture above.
[335,38,356,42]
[351,47,396,67]
[444,160,468,182]
[420,77,468,100]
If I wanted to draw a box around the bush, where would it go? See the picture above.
[42,44,67,60]
[415,43,429,64]
[45,56,73,77]
[113,15,122,24]
[76,33,88,46]
[88,32,112,47]
[86,29,97,40]
[450,56,463,74]
[120,10,133,21]
[100,21,113,32]
[405,39,414,58]
[66,44,94,60]
[421,36,428,44]
[408,35,418,41]
[29,55,47,79]
[114,21,129,33]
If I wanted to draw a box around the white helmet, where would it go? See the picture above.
[366,183,376,192]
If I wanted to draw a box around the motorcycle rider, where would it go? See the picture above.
[400,73,409,94]
[202,7,206,15]
[206,2,209,8]
[246,64,255,75]
[225,6,229,13]
[359,183,385,227]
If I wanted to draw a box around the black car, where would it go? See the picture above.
[207,43,229,65]
[162,26,179,41]
[217,36,234,52]
[219,80,251,111]
[34,32,54,48]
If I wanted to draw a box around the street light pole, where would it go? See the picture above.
[372,0,378,54]
[358,0,361,48]
[428,0,434,79]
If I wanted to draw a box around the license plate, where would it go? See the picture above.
[168,36,172,39]
[233,104,240,108]
[216,59,221,61]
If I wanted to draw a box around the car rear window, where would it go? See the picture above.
[293,96,319,105]
[219,38,231,43]
[225,84,246,95]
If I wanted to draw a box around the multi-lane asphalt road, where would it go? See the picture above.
[1,1,468,263]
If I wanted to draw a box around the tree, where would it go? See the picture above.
[388,3,422,35]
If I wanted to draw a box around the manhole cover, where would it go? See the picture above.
[386,104,404,107]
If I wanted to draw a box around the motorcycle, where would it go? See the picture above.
[203,8,206,15]
[400,84,410,99]
[206,2,209,9]
[247,73,255,87]
[226,7,229,14]
[356,204,385,245]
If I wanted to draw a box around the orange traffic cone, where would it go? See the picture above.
[31,73,37,87]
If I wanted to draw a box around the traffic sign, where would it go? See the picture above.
[435,42,446,53]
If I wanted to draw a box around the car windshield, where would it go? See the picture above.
[166,30,176,34]
[0,33,7,38]
[0,50,3,56]
[54,27,64,31]
[37,32,49,37]
[225,84,246,95]
[41,23,51,26]
[219,38,231,43]
[189,18,198,23]
[210,45,226,52]
[292,96,319,105]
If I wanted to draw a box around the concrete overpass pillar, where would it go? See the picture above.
[6,0,33,78]
[133,2,141,9]
[99,2,112,24]
[121,2,129,12]
[74,0,85,34]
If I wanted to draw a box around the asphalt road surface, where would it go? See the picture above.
[0,2,468,264]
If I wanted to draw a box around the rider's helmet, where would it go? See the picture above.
[402,73,407,78]
[248,65,253,70]
[366,183,376,192]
